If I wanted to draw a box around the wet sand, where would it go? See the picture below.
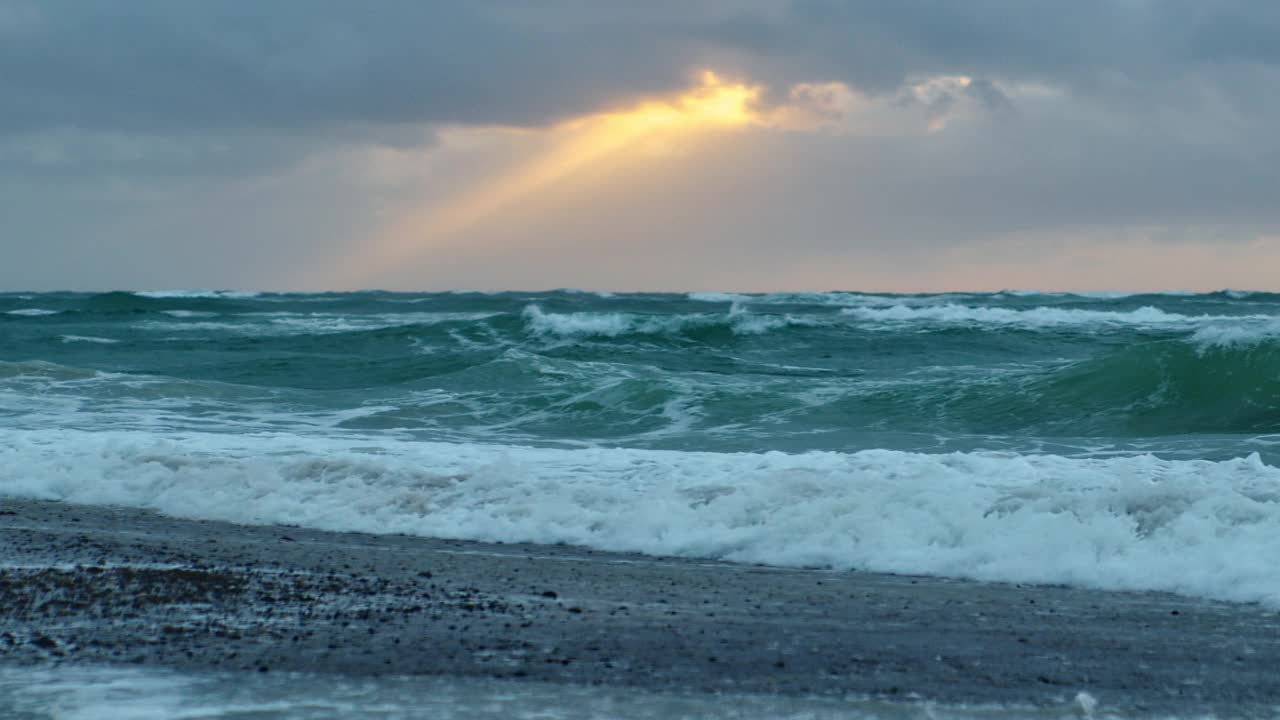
[1,498,1277,715]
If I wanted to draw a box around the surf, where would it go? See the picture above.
[5,427,1280,606]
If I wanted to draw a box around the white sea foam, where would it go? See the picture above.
[138,321,245,333]
[999,290,1198,299]
[1223,289,1264,300]
[688,291,1159,309]
[161,309,219,318]
[1,665,1086,720]
[688,291,907,307]
[524,305,636,336]
[523,304,805,338]
[558,288,618,298]
[136,290,262,299]
[998,290,1213,300]
[687,291,754,303]
[5,308,59,316]
[59,335,120,344]
[689,291,1241,310]
[1189,319,1280,350]
[141,312,501,336]
[841,303,1273,328]
[6,428,1280,607]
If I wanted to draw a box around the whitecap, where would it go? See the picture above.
[1189,319,1280,350]
[841,303,1275,328]
[5,308,59,316]
[522,304,811,339]
[59,335,120,344]
[136,290,262,299]
[557,288,618,298]
[687,291,754,303]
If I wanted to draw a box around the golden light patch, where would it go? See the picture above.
[594,71,762,134]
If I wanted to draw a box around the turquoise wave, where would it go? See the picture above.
[2,290,1278,451]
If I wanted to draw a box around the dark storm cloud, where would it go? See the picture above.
[746,1,1280,84]
[0,124,433,179]
[5,1,1280,136]
[0,0,700,135]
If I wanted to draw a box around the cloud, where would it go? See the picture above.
[6,2,1280,172]
[6,1,1280,136]
[0,0,703,135]
[0,124,433,179]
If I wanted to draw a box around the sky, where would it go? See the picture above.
[3,0,1280,293]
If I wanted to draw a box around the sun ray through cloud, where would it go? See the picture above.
[313,71,764,287]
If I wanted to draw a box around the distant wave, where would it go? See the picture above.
[1218,289,1280,300]
[687,291,755,303]
[161,310,219,318]
[141,311,504,337]
[66,291,253,316]
[59,335,119,345]
[522,304,813,339]
[687,291,902,306]
[135,290,263,299]
[841,303,1274,328]
[687,289,1280,307]
[0,359,102,382]
[7,428,1280,606]
[5,308,60,316]
[555,288,618,298]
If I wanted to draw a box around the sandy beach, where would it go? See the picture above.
[1,498,1278,716]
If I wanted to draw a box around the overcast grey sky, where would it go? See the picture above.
[4,0,1279,291]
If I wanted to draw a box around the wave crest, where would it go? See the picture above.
[839,303,1263,328]
[521,304,806,339]
[135,290,263,299]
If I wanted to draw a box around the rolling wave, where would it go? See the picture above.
[1034,335,1280,434]
[6,327,1276,442]
[808,335,1280,437]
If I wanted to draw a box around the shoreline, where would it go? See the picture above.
[2,498,1278,715]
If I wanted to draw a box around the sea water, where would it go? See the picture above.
[0,665,1138,719]
[6,288,1279,717]
[2,288,1280,604]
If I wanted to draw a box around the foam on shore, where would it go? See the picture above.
[5,428,1280,607]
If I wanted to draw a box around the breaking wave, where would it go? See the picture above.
[6,428,1280,606]
[135,290,263,299]
[521,304,814,339]
[841,303,1269,329]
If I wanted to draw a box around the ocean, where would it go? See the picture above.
[3,288,1280,606]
